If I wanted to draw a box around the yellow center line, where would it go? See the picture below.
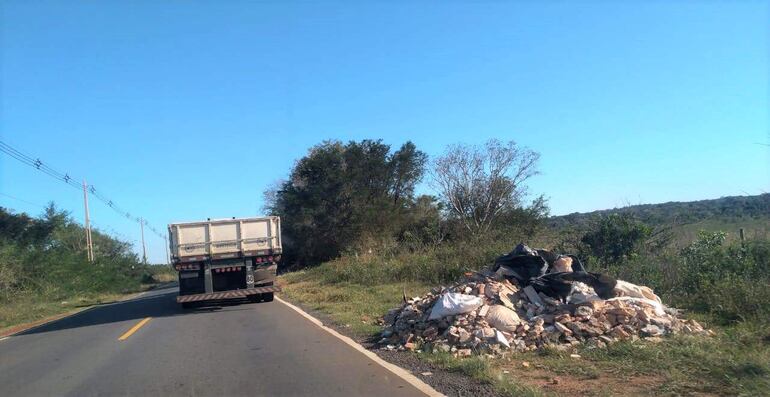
[118,317,152,341]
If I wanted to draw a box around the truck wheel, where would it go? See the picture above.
[262,292,274,302]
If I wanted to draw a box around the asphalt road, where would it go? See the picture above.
[0,286,429,397]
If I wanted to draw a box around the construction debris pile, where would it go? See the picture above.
[378,244,711,356]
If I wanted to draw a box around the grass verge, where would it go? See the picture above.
[279,270,430,336]
[0,280,168,334]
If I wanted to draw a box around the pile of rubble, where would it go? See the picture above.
[378,244,711,356]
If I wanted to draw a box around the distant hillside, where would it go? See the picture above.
[549,194,770,242]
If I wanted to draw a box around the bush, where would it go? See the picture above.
[591,231,770,325]
[579,213,653,266]
[675,234,770,323]
[0,204,147,305]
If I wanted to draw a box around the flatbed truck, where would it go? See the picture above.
[168,216,282,307]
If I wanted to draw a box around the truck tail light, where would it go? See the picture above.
[176,264,200,271]
[215,266,242,273]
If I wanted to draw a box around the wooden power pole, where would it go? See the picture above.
[164,233,170,265]
[140,217,148,265]
[82,180,94,262]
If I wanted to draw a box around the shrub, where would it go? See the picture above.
[0,204,147,304]
[579,213,653,266]
[593,231,770,324]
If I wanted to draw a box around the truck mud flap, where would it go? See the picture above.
[177,286,281,303]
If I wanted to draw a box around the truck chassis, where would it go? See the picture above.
[175,258,280,307]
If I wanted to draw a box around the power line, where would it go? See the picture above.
[0,142,82,190]
[0,140,166,240]
[0,192,47,208]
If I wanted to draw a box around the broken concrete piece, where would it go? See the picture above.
[523,286,544,306]
[575,305,593,318]
[553,322,572,335]
[495,330,511,348]
[641,324,664,337]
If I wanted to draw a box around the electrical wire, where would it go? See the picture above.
[0,140,167,240]
[0,192,47,208]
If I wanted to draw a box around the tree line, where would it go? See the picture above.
[264,139,547,266]
[0,204,148,301]
[548,193,770,231]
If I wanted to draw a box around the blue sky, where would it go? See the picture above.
[1,1,768,263]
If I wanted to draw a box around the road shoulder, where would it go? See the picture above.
[276,296,443,397]
[276,293,500,397]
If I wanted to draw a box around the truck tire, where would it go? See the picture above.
[262,292,274,302]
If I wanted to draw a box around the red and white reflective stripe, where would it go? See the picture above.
[177,286,280,302]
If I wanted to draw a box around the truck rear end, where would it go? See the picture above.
[168,216,282,307]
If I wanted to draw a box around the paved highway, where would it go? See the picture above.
[0,286,429,396]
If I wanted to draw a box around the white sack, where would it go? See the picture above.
[428,293,483,320]
[606,296,666,316]
[614,280,662,303]
[485,304,522,332]
[567,282,600,304]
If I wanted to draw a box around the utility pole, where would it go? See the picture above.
[164,233,170,265]
[82,180,94,262]
[140,217,148,265]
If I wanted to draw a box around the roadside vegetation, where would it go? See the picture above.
[275,138,770,396]
[0,204,169,330]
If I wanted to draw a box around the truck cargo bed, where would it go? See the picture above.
[168,217,282,262]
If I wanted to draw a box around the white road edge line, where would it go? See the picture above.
[275,296,444,397]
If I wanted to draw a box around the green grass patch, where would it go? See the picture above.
[415,350,545,396]
[496,323,770,396]
[585,325,770,395]
[280,270,431,336]
[0,289,144,331]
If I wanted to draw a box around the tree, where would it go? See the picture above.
[390,142,428,205]
[264,139,429,265]
[431,139,541,237]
